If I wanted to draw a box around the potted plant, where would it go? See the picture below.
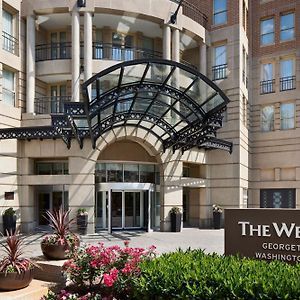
[212,204,223,229]
[170,207,182,232]
[77,208,88,235]
[0,230,35,291]
[41,207,80,260]
[2,207,17,236]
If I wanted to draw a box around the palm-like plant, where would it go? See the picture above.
[42,207,78,247]
[0,230,34,274]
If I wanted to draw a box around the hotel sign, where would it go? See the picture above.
[225,209,300,264]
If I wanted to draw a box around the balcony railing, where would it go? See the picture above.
[92,43,163,61]
[36,43,72,61]
[280,76,296,92]
[2,31,19,55]
[171,0,208,28]
[260,79,275,94]
[36,42,162,62]
[34,96,72,114]
[212,64,227,81]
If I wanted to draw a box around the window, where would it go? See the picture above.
[2,9,17,54]
[112,33,134,61]
[280,13,294,41]
[280,103,294,130]
[50,32,68,60]
[35,161,68,175]
[280,59,295,91]
[260,18,274,45]
[2,69,15,106]
[260,189,295,208]
[212,45,227,80]
[261,105,274,132]
[260,63,274,94]
[242,188,248,208]
[213,0,227,25]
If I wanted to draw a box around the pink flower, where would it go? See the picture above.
[124,240,130,247]
[103,268,119,287]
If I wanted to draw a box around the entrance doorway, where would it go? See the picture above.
[111,191,144,229]
[37,187,68,226]
[95,182,158,232]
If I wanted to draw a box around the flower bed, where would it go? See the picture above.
[42,241,156,300]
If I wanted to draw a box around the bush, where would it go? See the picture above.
[132,249,300,300]
[42,241,156,300]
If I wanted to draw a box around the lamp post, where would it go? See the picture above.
[170,0,184,24]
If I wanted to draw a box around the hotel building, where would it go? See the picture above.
[0,0,297,234]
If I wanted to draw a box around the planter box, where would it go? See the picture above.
[213,212,222,229]
[171,213,182,232]
[3,214,16,236]
[77,214,88,235]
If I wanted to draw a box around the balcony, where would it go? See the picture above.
[212,64,227,81]
[260,79,275,94]
[280,76,296,92]
[36,42,162,62]
[2,31,19,55]
[34,96,71,114]
[36,43,71,61]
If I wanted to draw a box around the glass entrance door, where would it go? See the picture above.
[111,191,143,229]
[111,191,122,228]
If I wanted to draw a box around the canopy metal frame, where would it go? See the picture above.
[0,59,232,154]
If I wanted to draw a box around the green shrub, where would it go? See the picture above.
[132,249,300,300]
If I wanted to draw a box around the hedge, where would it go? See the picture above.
[132,249,300,300]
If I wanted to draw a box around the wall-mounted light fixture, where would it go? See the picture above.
[77,0,86,7]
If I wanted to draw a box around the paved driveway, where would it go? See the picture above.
[1,228,224,258]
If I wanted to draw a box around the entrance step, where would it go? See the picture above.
[33,256,66,283]
[0,279,53,300]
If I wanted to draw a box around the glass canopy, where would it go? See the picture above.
[0,59,232,154]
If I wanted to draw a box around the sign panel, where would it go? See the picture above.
[225,209,300,264]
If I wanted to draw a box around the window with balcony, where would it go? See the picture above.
[260,63,274,94]
[2,69,15,106]
[2,9,18,55]
[34,84,69,114]
[261,105,274,132]
[213,0,227,25]
[212,45,227,80]
[260,18,274,45]
[280,59,295,91]
[280,13,294,42]
[112,33,134,61]
[280,103,294,130]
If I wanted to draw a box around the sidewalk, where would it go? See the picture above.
[1,228,224,258]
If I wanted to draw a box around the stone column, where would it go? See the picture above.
[72,9,80,102]
[172,28,180,62]
[163,25,171,60]
[26,15,35,113]
[200,42,207,76]
[171,28,180,116]
[84,12,93,82]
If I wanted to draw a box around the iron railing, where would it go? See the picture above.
[260,79,275,94]
[212,64,227,81]
[92,42,163,60]
[171,0,208,28]
[34,96,72,114]
[280,76,296,92]
[2,31,19,55]
[36,42,162,62]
